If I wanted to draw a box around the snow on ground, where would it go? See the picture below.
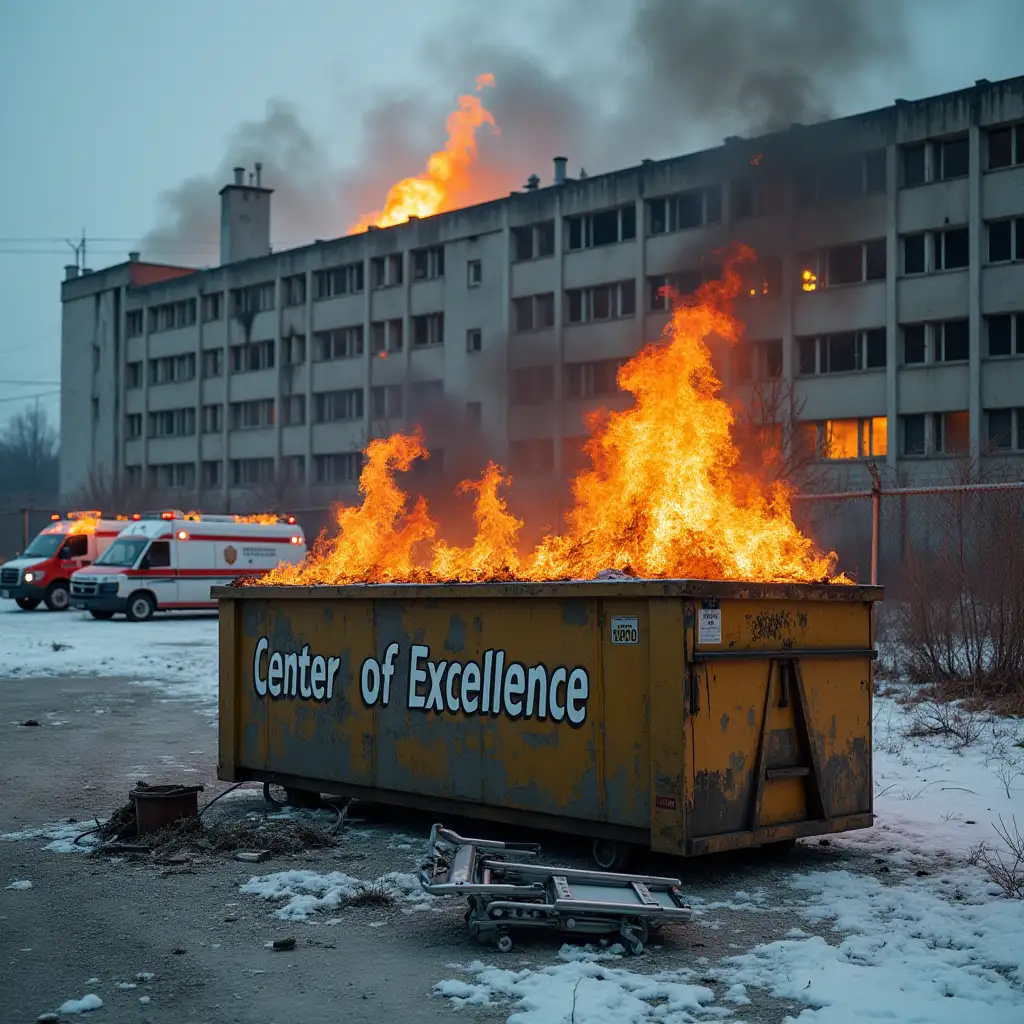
[240,868,434,921]
[56,993,103,1015]
[4,878,33,889]
[435,695,1024,1022]
[1,821,100,854]
[0,608,218,704]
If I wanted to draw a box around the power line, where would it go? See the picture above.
[0,390,59,405]
[0,379,60,386]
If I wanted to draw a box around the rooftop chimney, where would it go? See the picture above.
[553,156,567,186]
[64,264,80,281]
[219,164,273,266]
[128,251,140,262]
[524,173,540,191]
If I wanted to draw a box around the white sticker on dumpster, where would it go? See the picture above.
[698,609,722,644]
[610,616,639,645]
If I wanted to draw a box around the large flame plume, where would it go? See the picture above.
[348,74,497,233]
[260,247,846,586]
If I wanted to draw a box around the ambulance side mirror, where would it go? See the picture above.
[139,555,151,570]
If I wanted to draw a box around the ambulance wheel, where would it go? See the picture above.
[495,932,513,953]
[591,839,632,872]
[89,610,115,621]
[44,582,70,612]
[15,597,40,610]
[125,592,155,622]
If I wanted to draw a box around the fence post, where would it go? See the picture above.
[869,465,881,586]
[22,506,29,550]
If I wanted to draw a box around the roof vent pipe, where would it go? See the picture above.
[254,162,263,187]
[64,264,80,280]
[233,166,244,186]
[553,156,567,186]
[128,251,140,262]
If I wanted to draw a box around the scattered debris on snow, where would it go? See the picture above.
[5,879,33,889]
[241,869,430,920]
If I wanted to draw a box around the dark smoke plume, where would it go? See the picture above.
[141,0,913,263]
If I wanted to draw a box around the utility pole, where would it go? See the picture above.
[64,228,87,271]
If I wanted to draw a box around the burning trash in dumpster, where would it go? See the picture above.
[254,247,848,588]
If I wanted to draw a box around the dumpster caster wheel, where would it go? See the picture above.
[592,838,632,872]
[495,932,513,953]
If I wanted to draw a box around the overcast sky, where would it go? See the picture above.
[0,0,1020,432]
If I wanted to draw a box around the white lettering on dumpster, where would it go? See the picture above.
[250,636,591,725]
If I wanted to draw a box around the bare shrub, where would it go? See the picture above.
[994,756,1024,800]
[344,880,395,908]
[979,816,1024,899]
[906,700,984,749]
[889,471,1024,713]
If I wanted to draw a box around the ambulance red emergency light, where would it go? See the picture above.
[69,510,307,621]
[0,511,131,612]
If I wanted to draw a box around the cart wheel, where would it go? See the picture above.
[591,838,632,872]
[495,933,513,953]
[627,935,645,956]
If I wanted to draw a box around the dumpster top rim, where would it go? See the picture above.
[212,578,884,602]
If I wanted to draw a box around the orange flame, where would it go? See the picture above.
[67,516,101,536]
[260,247,846,587]
[233,513,281,525]
[349,75,498,233]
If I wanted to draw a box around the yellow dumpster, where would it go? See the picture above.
[215,578,880,868]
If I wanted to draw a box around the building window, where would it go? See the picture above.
[125,466,142,489]
[230,458,275,486]
[563,358,624,400]
[902,412,969,456]
[201,460,222,488]
[281,455,305,483]
[145,408,196,438]
[281,274,306,307]
[740,258,783,298]
[147,353,196,385]
[147,462,196,491]
[987,123,1024,170]
[796,150,887,204]
[412,246,445,280]
[648,187,721,234]
[229,399,275,431]
[370,384,403,420]
[566,205,636,250]
[281,395,305,426]
[934,227,969,270]
[314,452,362,485]
[466,401,482,427]
[936,137,970,180]
[125,361,143,389]
[312,326,364,361]
[467,259,482,287]
[202,348,223,378]
[901,137,969,186]
[901,320,969,364]
[466,328,482,353]
[313,262,364,300]
[512,365,554,407]
[370,319,403,354]
[805,417,888,459]
[201,293,224,322]
[903,234,926,275]
[408,380,444,421]
[126,310,144,338]
[565,280,636,324]
[512,293,555,332]
[987,217,1024,263]
[148,299,197,334]
[511,220,555,261]
[797,329,886,375]
[230,282,275,315]
[648,271,704,310]
[229,340,275,373]
[986,313,1024,357]
[281,334,306,365]
[124,413,142,440]
[313,388,364,423]
[798,240,886,290]
[371,254,403,289]
[412,312,444,347]
[730,176,784,220]
[509,438,554,477]
[901,143,926,187]
[986,407,1024,451]
[201,404,223,434]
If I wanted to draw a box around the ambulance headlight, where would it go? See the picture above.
[24,570,44,583]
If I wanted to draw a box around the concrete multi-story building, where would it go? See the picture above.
[61,75,1024,516]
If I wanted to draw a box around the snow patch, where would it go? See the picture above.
[57,993,103,1014]
[5,879,33,889]
[1,822,98,854]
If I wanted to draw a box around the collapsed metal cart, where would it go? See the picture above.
[419,824,693,954]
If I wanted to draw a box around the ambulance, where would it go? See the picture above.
[69,510,307,621]
[0,511,132,612]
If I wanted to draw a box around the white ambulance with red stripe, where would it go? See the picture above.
[69,510,306,621]
[0,511,132,612]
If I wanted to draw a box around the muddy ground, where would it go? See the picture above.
[0,674,868,1023]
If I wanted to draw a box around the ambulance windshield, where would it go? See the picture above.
[22,534,65,558]
[95,537,149,568]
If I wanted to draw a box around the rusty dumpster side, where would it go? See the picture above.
[215,579,881,859]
